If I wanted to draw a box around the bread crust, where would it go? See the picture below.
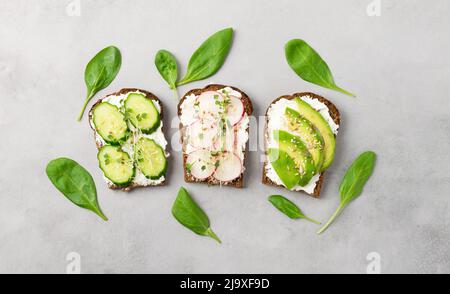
[262,92,340,198]
[177,84,253,188]
[88,88,166,192]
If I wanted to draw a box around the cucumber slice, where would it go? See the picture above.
[134,138,167,180]
[124,93,161,134]
[93,102,129,145]
[98,145,135,186]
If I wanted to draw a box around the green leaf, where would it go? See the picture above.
[317,151,377,234]
[339,151,377,205]
[268,195,321,224]
[78,46,122,121]
[46,158,108,221]
[285,39,355,97]
[155,50,178,90]
[177,28,234,86]
[171,187,221,243]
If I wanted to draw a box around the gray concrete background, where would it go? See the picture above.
[1,0,449,274]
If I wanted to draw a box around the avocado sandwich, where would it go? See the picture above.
[263,92,340,197]
[178,84,253,188]
[89,88,169,191]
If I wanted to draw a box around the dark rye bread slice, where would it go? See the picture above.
[88,88,166,192]
[262,92,341,198]
[177,84,253,188]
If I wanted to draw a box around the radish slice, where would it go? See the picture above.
[188,119,218,149]
[226,96,245,126]
[196,91,224,120]
[213,152,242,182]
[213,125,236,152]
[186,149,215,180]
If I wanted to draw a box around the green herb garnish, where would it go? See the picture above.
[186,163,192,173]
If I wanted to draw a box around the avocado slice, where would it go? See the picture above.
[285,107,324,171]
[268,148,303,189]
[294,98,336,171]
[272,130,316,187]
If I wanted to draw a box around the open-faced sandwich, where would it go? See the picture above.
[178,84,253,188]
[89,88,169,191]
[263,92,340,197]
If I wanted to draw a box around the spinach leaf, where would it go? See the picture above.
[77,46,122,121]
[285,39,355,97]
[177,28,234,86]
[268,195,320,224]
[317,151,376,234]
[155,50,178,90]
[46,158,108,221]
[172,187,221,243]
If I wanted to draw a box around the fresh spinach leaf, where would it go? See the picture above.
[172,187,221,243]
[78,46,122,121]
[268,195,320,224]
[46,158,108,221]
[317,151,377,234]
[155,50,178,90]
[177,28,234,86]
[285,39,355,97]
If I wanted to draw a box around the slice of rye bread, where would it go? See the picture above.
[88,88,167,192]
[177,84,253,188]
[262,92,341,198]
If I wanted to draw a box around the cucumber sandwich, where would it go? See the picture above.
[263,92,340,197]
[178,84,253,188]
[89,88,168,191]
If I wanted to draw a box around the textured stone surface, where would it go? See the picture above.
[1,0,449,273]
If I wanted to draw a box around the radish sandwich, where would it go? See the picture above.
[178,84,253,188]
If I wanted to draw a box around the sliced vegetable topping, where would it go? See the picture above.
[98,145,135,186]
[285,107,324,171]
[294,98,336,172]
[273,130,316,187]
[188,119,219,149]
[213,152,242,182]
[124,93,160,134]
[196,91,225,120]
[212,120,236,152]
[226,96,245,126]
[184,88,247,183]
[186,149,216,180]
[268,148,301,190]
[93,102,129,145]
[134,138,167,180]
